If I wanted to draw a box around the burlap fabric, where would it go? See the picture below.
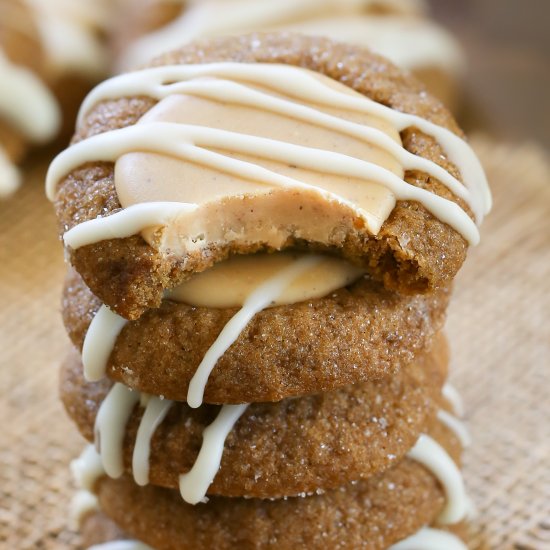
[0,136,548,549]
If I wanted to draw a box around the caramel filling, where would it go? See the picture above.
[167,252,365,308]
[114,71,403,256]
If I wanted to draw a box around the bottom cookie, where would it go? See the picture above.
[73,420,466,550]
[80,510,469,550]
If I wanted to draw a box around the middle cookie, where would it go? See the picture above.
[62,261,450,404]
[61,334,447,499]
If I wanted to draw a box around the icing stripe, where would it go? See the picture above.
[437,409,471,448]
[390,527,467,550]
[71,445,105,492]
[179,404,249,504]
[94,383,140,478]
[442,383,465,417]
[82,378,247,505]
[73,63,490,215]
[187,255,324,408]
[132,396,173,486]
[63,202,197,249]
[47,124,359,211]
[82,305,128,382]
[70,490,99,530]
[407,434,467,525]
[76,74,475,217]
[0,50,60,141]
[51,122,479,245]
[0,147,21,198]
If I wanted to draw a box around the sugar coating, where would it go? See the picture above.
[60,335,448,498]
[62,268,450,403]
[54,33,471,320]
[92,415,461,550]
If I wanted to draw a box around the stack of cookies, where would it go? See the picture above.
[48,34,490,549]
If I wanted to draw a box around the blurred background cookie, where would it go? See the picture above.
[0,0,109,197]
[49,34,484,318]
[112,0,465,110]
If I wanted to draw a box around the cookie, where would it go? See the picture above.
[91,420,461,550]
[61,335,447,498]
[48,33,489,319]
[62,267,450,403]
[0,0,60,196]
[0,0,109,197]
[112,0,464,109]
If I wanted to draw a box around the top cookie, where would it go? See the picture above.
[47,33,490,319]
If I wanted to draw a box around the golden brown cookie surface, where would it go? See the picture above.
[94,419,460,550]
[61,336,447,498]
[53,33,472,320]
[81,510,469,550]
[63,267,450,403]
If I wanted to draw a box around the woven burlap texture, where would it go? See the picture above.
[0,136,549,549]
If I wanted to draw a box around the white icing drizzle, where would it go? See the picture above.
[23,0,108,77]
[389,527,467,550]
[71,445,105,492]
[88,541,153,550]
[74,68,477,218]
[86,379,245,506]
[94,383,140,478]
[407,434,467,525]
[442,383,465,417]
[46,63,490,252]
[64,202,197,250]
[187,255,324,408]
[51,120,478,245]
[0,50,60,142]
[132,396,174,486]
[179,403,249,504]
[74,63,489,216]
[0,146,21,198]
[70,490,99,530]
[119,0,428,70]
[437,409,471,448]
[51,117,477,240]
[82,305,128,382]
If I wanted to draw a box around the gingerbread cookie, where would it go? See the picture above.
[0,0,109,197]
[62,266,450,403]
[47,33,489,319]
[89,420,464,549]
[61,335,447,498]
[112,0,465,110]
